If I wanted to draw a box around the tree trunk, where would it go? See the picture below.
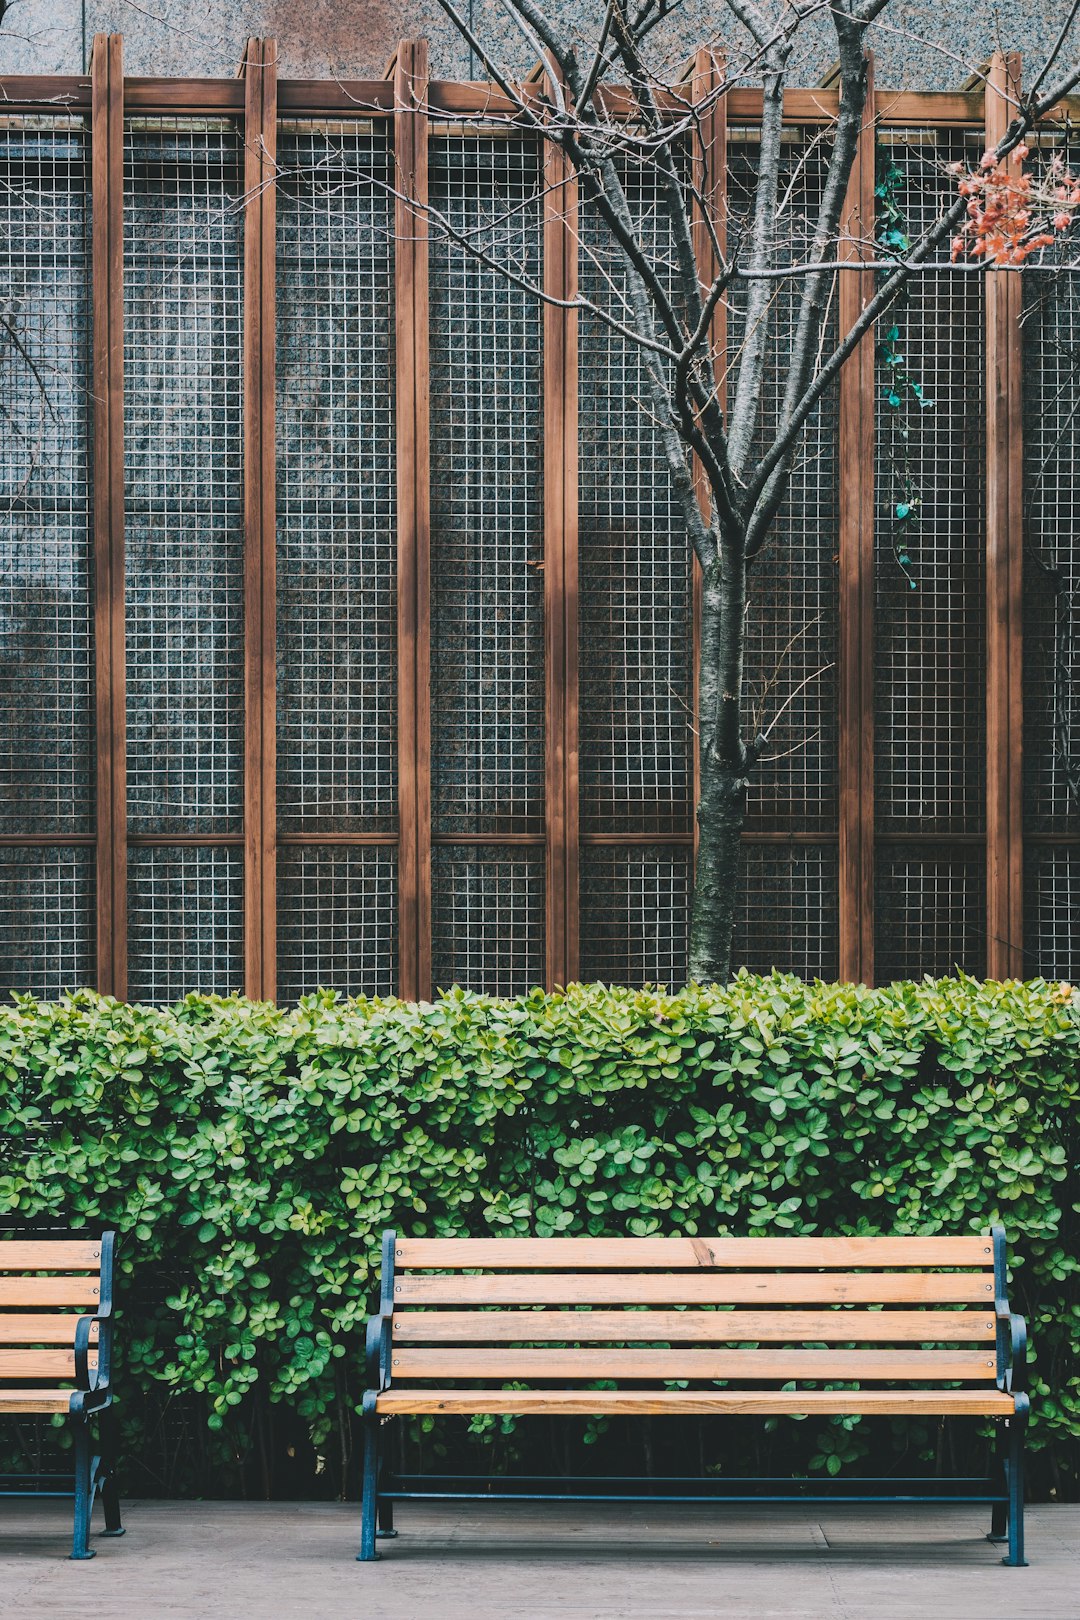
[687,552,748,985]
[687,750,747,984]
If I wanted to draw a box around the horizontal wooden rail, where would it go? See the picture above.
[391,1310,999,1343]
[1,73,1070,126]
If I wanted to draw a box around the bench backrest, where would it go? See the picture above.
[0,1235,114,1385]
[381,1232,1008,1389]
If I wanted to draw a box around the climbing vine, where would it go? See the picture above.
[875,153,935,588]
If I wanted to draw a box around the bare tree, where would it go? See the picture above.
[416,0,1080,983]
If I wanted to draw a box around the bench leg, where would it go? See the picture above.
[358,1415,379,1562]
[99,1409,125,1538]
[377,1421,397,1538]
[70,1422,96,1560]
[987,1427,1007,1543]
[1003,1418,1028,1568]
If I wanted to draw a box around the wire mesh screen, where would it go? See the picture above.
[431,845,544,995]
[123,119,244,838]
[579,846,690,986]
[127,845,243,1001]
[727,128,840,837]
[277,845,397,1001]
[873,131,986,838]
[733,842,839,978]
[276,122,397,835]
[1021,233,1079,838]
[1020,140,1080,981]
[0,846,94,996]
[428,132,544,837]
[874,844,984,981]
[0,118,93,836]
[578,158,694,838]
[1023,139,1080,900]
[1023,845,1078,981]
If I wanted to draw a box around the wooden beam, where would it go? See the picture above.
[90,33,127,999]
[394,40,432,1002]
[984,51,1025,979]
[837,57,877,986]
[689,47,727,883]
[543,84,580,989]
[241,37,279,1001]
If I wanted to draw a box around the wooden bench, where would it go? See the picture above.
[0,1232,124,1558]
[360,1228,1029,1565]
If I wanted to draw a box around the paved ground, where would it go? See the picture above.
[0,1500,1075,1619]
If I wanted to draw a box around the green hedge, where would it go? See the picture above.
[0,974,1078,1498]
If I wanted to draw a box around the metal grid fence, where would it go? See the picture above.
[0,82,1075,1002]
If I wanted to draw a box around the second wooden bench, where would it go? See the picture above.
[360,1228,1028,1565]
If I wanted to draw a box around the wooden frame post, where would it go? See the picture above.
[689,49,727,877]
[91,33,127,998]
[837,55,877,985]
[543,86,580,989]
[984,51,1025,979]
[393,40,432,1001]
[241,37,279,1001]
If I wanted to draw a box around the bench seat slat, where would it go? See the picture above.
[389,1347,998,1381]
[374,1388,1017,1416]
[392,1310,998,1343]
[0,1278,102,1307]
[0,1242,103,1270]
[393,1273,994,1306]
[0,1315,95,1345]
[394,1237,994,1269]
[0,1349,93,1379]
[0,1389,75,1414]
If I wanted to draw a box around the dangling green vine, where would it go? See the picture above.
[875,154,935,588]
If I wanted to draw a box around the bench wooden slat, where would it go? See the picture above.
[0,1389,74,1414]
[0,1315,95,1345]
[0,1278,101,1307]
[389,1347,999,1381]
[391,1309,998,1343]
[393,1273,994,1307]
[0,1349,94,1379]
[375,1388,1016,1416]
[394,1237,994,1269]
[0,1242,104,1270]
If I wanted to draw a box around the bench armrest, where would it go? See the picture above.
[74,1309,113,1393]
[1004,1312,1027,1397]
[365,1313,392,1395]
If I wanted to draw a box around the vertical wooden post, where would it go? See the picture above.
[91,33,127,998]
[689,48,727,870]
[543,90,579,988]
[242,37,278,1001]
[394,40,432,1001]
[837,55,877,985]
[985,51,1025,979]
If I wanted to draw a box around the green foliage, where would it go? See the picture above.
[0,973,1078,1498]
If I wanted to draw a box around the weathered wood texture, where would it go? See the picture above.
[90,33,127,999]
[394,39,433,1002]
[242,37,279,1002]
[391,1308,998,1342]
[0,1241,104,1268]
[394,1235,993,1267]
[393,1271,995,1304]
[375,1388,1014,1415]
[838,55,876,985]
[984,51,1025,979]
[543,98,580,988]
